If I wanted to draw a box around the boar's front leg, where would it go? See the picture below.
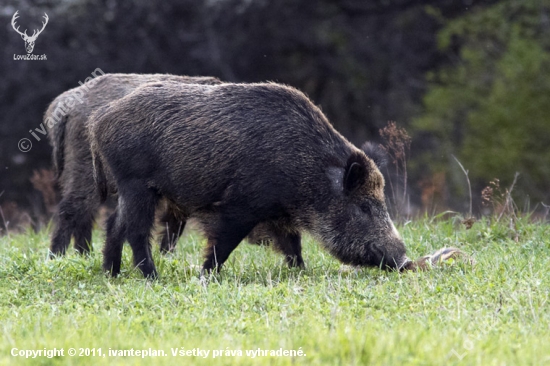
[201,215,258,274]
[275,232,304,268]
[264,222,304,268]
[158,201,186,254]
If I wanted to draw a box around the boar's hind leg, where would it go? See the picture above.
[104,182,160,279]
[50,201,73,256]
[201,217,257,274]
[103,209,125,277]
[72,210,94,254]
[50,195,94,256]
[159,203,186,254]
[120,184,160,279]
[71,187,98,254]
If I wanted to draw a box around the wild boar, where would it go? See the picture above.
[90,81,414,278]
[45,73,222,256]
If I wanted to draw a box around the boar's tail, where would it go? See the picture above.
[51,114,67,180]
[91,147,108,203]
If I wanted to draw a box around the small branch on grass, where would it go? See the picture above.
[0,191,8,236]
[452,155,473,220]
[542,202,550,221]
[497,172,519,223]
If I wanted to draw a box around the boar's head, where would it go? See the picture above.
[317,143,411,270]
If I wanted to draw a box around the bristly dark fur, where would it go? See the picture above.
[45,73,223,256]
[90,81,411,278]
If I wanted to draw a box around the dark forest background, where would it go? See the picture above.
[1,0,549,230]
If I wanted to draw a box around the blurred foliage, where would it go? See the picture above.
[4,0,548,222]
[413,0,550,208]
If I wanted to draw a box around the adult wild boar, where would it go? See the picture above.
[45,73,222,256]
[91,82,414,278]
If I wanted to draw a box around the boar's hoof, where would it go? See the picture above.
[285,255,305,269]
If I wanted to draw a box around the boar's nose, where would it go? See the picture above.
[384,254,411,271]
[398,257,417,271]
[377,236,409,270]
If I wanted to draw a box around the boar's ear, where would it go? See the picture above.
[361,142,387,169]
[343,153,367,193]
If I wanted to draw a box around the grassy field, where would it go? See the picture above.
[1,216,549,365]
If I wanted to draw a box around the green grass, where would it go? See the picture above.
[1,217,549,365]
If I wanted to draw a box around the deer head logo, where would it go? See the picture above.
[11,11,49,54]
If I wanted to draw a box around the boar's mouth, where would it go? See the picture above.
[324,233,408,270]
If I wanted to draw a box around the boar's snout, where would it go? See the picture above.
[356,208,410,270]
[373,236,410,271]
